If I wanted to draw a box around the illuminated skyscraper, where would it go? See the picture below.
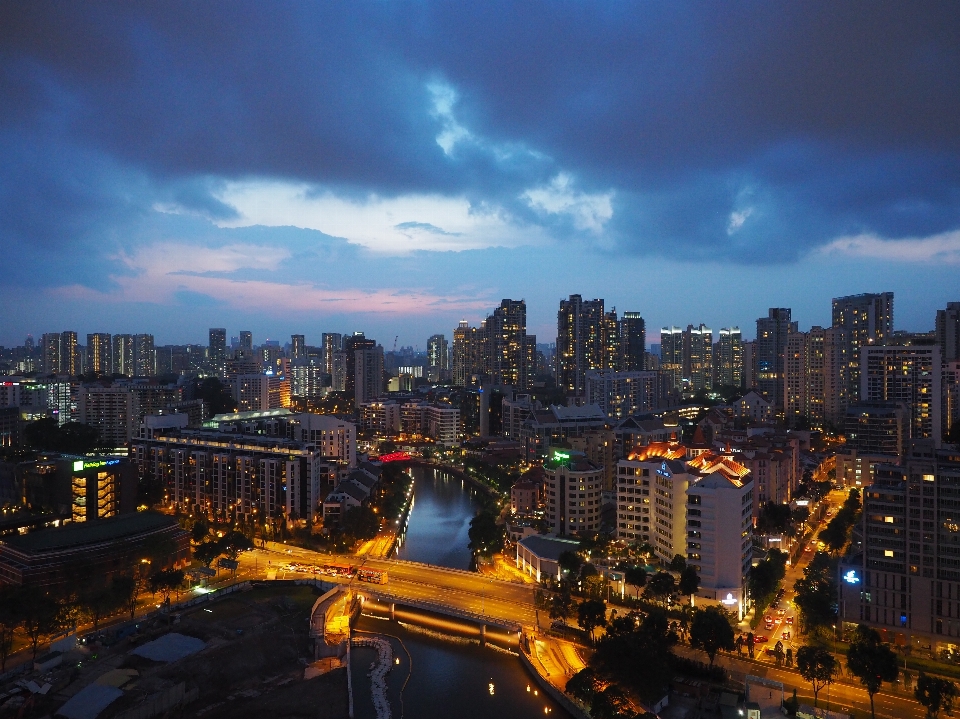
[133,334,155,376]
[60,331,78,375]
[112,334,134,377]
[87,333,112,375]
[682,324,712,391]
[452,321,482,386]
[486,299,531,390]
[557,294,604,396]
[832,292,894,403]
[322,333,342,375]
[755,308,796,409]
[239,331,253,352]
[620,312,646,372]
[660,326,683,392]
[208,328,227,376]
[715,327,742,388]
[291,334,306,360]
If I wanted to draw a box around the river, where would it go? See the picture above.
[351,465,573,719]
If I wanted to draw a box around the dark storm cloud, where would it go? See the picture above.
[2,0,960,270]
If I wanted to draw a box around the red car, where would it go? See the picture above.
[753,635,768,643]
[785,616,794,625]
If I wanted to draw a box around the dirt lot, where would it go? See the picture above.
[4,584,349,719]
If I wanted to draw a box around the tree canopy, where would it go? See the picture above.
[467,510,504,557]
[689,606,734,666]
[793,552,837,632]
[846,625,899,719]
[796,645,837,706]
[23,418,106,453]
[916,672,959,719]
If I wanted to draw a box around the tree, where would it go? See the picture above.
[549,592,574,622]
[79,577,125,633]
[916,672,959,719]
[624,566,647,598]
[644,572,676,605]
[467,510,504,557]
[591,686,635,719]
[821,516,851,554]
[111,574,139,620]
[669,554,687,572]
[558,550,584,577]
[593,608,675,708]
[793,552,837,633]
[219,530,255,558]
[16,588,64,660]
[191,518,209,544]
[749,549,787,608]
[689,606,735,667]
[796,645,837,706]
[577,599,607,643]
[566,668,600,705]
[0,587,18,671]
[149,568,185,602]
[23,418,106,454]
[194,540,222,567]
[756,502,794,536]
[846,625,899,719]
[678,565,700,606]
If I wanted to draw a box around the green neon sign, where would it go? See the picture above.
[73,459,121,471]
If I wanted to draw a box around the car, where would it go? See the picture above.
[551,620,567,630]
[764,648,778,656]
[777,609,786,617]
[764,615,774,624]
[753,635,768,643]
[781,631,792,640]
[785,616,794,624]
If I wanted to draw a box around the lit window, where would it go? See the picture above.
[884,516,894,523]
[924,474,935,482]
[884,550,894,557]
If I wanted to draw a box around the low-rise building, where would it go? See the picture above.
[511,467,544,515]
[515,534,581,582]
[0,512,190,590]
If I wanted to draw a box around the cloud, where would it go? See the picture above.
[212,180,550,253]
[817,230,960,264]
[522,173,613,233]
[727,207,753,235]
[53,239,493,316]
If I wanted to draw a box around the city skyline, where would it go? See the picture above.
[3,4,960,346]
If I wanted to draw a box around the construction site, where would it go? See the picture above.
[0,583,349,719]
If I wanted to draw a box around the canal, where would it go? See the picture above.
[352,466,573,719]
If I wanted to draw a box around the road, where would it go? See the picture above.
[234,541,540,628]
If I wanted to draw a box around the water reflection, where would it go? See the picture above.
[394,467,481,570]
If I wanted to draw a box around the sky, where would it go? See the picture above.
[2,2,960,349]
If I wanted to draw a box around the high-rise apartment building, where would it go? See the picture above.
[322,333,342,375]
[742,341,756,390]
[544,448,604,536]
[452,321,483,386]
[620,313,646,372]
[355,343,385,408]
[427,334,449,375]
[342,333,376,398]
[112,334,134,377]
[234,374,291,412]
[840,443,960,652]
[208,328,227,376]
[133,334,155,377]
[832,292,894,403]
[239,331,253,352]
[87,333,112,375]
[59,331,79,375]
[862,344,942,445]
[585,370,660,419]
[41,333,60,375]
[715,328,743,388]
[683,324,713,391]
[291,334,306,360]
[485,299,531,390]
[79,385,136,446]
[755,308,796,409]
[937,302,960,362]
[557,295,605,396]
[784,326,849,427]
[602,310,621,371]
[660,327,683,392]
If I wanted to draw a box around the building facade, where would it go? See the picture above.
[544,449,604,536]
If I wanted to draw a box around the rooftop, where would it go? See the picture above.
[518,534,581,561]
[2,512,177,554]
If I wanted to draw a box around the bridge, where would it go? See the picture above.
[235,543,539,632]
